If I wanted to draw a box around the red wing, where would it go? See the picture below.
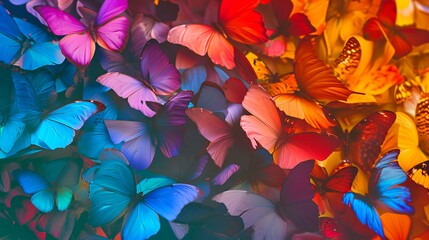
[271,0,293,24]
[400,27,429,46]
[323,165,358,193]
[274,132,340,169]
[388,31,413,58]
[363,18,385,41]
[347,110,396,172]
[376,0,396,26]
[222,78,248,103]
[288,13,316,36]
[294,38,353,102]
[219,0,268,44]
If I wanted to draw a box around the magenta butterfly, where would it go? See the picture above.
[35,0,129,67]
[97,39,181,117]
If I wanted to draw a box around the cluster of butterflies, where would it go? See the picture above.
[1,0,429,239]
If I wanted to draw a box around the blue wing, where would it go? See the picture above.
[32,189,55,213]
[136,177,176,195]
[181,65,207,93]
[32,101,105,150]
[88,150,135,226]
[122,202,161,240]
[13,18,64,70]
[342,192,384,238]
[14,170,50,194]
[56,187,73,211]
[142,183,200,221]
[0,116,25,153]
[370,150,414,214]
[0,4,24,64]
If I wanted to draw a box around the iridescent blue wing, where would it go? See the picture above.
[122,202,161,240]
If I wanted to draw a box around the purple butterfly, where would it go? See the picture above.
[104,90,193,170]
[35,0,129,67]
[97,39,181,117]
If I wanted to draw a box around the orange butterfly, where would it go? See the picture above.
[273,37,354,129]
[363,0,429,58]
[167,0,268,69]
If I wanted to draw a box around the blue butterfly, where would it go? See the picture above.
[14,157,82,213]
[0,69,31,158]
[0,3,64,70]
[342,149,414,239]
[12,70,105,150]
[86,149,201,240]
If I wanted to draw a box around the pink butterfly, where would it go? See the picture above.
[97,39,181,117]
[35,0,129,67]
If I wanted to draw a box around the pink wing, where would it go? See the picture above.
[168,24,235,69]
[95,0,128,25]
[186,108,235,167]
[34,5,86,35]
[241,85,282,151]
[96,16,129,51]
[97,72,157,117]
[59,33,95,67]
[274,133,340,169]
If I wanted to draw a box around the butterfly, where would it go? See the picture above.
[104,90,193,170]
[173,201,245,239]
[35,0,129,67]
[167,0,268,69]
[240,84,340,169]
[395,111,429,189]
[363,0,429,58]
[186,105,247,167]
[256,0,316,57]
[86,149,201,240]
[342,150,414,239]
[336,110,396,173]
[14,157,82,213]
[0,3,64,70]
[0,195,45,239]
[273,37,354,129]
[213,160,319,239]
[12,71,106,150]
[311,162,358,198]
[97,39,181,117]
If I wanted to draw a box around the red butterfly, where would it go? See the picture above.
[167,0,268,69]
[363,0,429,58]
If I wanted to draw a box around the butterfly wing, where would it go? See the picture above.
[97,72,157,117]
[240,84,282,152]
[370,150,413,214]
[34,6,86,35]
[323,165,358,193]
[213,190,289,240]
[167,24,235,69]
[342,192,384,238]
[153,91,193,158]
[379,213,411,240]
[274,132,340,169]
[55,187,73,211]
[347,110,396,172]
[95,0,129,52]
[0,4,27,65]
[280,160,319,232]
[122,202,161,240]
[104,120,155,170]
[14,170,50,195]
[32,100,105,150]
[88,150,136,226]
[219,0,268,44]
[274,94,334,129]
[294,38,353,102]
[142,183,200,221]
[140,39,180,95]
[186,108,234,167]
